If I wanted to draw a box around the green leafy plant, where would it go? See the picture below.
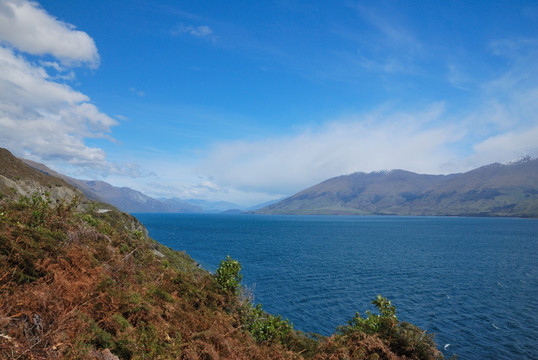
[16,192,53,227]
[339,295,443,360]
[215,256,293,345]
[343,295,398,340]
[81,213,100,227]
[242,303,293,344]
[215,255,242,294]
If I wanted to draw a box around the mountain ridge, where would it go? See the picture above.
[0,148,85,207]
[255,158,538,217]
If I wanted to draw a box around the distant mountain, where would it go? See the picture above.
[156,198,204,213]
[172,198,243,213]
[19,157,241,213]
[19,158,169,213]
[255,157,538,218]
[78,180,178,213]
[247,197,287,211]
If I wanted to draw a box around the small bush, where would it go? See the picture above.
[215,255,242,294]
[241,303,293,344]
[111,313,131,331]
[81,213,100,227]
[341,295,398,340]
[339,295,443,360]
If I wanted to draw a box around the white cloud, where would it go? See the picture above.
[342,4,422,76]
[171,23,214,40]
[0,47,116,161]
[0,0,99,67]
[471,125,538,164]
[461,37,538,166]
[486,38,538,95]
[129,87,145,97]
[357,7,421,53]
[0,0,125,177]
[184,73,537,204]
[447,63,472,89]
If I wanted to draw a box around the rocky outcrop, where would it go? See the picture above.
[0,148,82,206]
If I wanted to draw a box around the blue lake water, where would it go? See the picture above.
[133,213,538,359]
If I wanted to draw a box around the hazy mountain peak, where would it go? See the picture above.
[503,155,537,166]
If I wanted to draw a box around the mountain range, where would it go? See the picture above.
[255,157,538,217]
[18,155,241,213]
[2,147,537,217]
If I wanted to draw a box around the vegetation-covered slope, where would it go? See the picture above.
[0,148,83,207]
[0,195,281,359]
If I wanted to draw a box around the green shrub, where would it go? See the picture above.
[215,256,293,345]
[341,295,398,339]
[111,313,131,331]
[119,243,130,254]
[241,303,293,344]
[215,255,242,294]
[391,321,442,360]
[339,295,443,360]
[81,213,100,227]
[149,286,173,303]
[88,319,114,349]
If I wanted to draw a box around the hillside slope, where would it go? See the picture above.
[256,158,538,217]
[0,148,84,207]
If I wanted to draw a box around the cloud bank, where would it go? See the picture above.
[193,104,456,197]
[0,0,120,176]
[0,0,99,67]
[187,99,535,204]
[177,34,536,204]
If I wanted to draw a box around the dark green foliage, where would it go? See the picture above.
[80,213,100,227]
[17,192,52,227]
[241,303,293,344]
[215,256,294,345]
[341,295,398,339]
[148,286,173,303]
[339,295,443,360]
[391,321,442,360]
[215,255,242,294]
[0,192,71,284]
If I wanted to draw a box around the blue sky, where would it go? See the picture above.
[1,0,537,205]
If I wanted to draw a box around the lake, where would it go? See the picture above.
[134,213,538,359]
